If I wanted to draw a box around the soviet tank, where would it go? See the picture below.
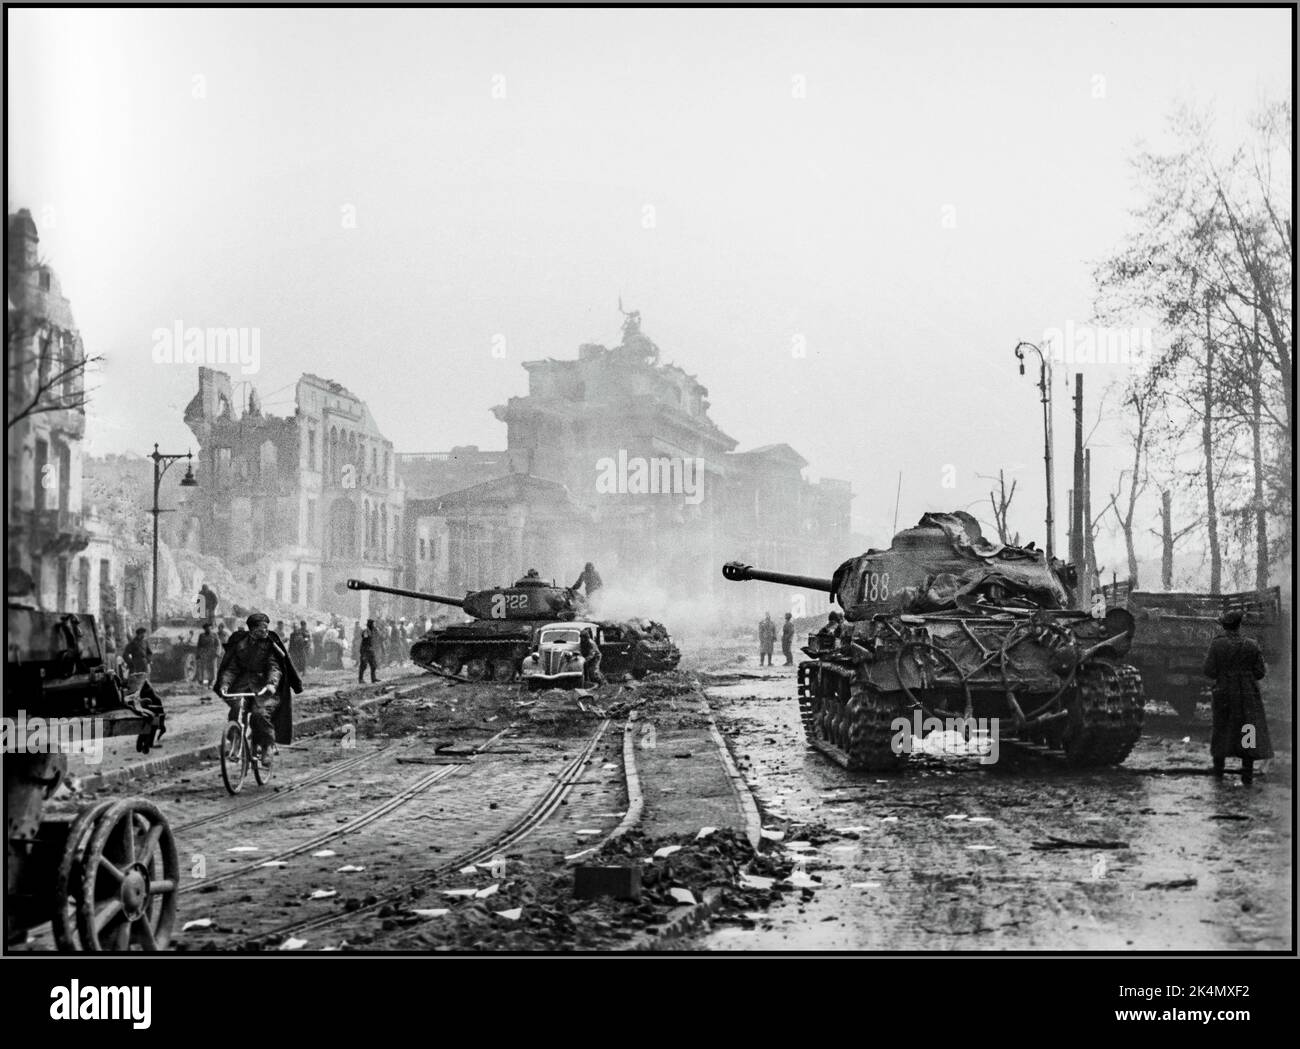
[723,511,1146,771]
[346,572,587,681]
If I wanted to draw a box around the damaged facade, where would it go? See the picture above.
[183,369,409,617]
[6,209,97,615]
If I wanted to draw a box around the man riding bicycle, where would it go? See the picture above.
[214,611,302,770]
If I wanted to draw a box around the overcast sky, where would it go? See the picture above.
[7,8,1291,554]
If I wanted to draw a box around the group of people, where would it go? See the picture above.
[757,611,797,666]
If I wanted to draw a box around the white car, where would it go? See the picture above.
[520,621,599,690]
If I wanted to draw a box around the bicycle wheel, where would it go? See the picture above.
[251,743,268,786]
[220,721,247,795]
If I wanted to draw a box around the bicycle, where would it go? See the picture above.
[219,692,275,795]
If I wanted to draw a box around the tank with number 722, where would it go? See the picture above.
[723,511,1146,771]
[346,572,587,681]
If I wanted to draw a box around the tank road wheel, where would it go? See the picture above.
[439,647,467,676]
[220,722,248,795]
[846,685,907,772]
[52,801,115,951]
[490,657,517,683]
[181,652,197,683]
[76,799,179,952]
[463,657,488,682]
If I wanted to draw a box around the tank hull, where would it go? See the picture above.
[795,611,1145,771]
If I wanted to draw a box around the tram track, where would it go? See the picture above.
[178,727,514,895]
[225,718,613,948]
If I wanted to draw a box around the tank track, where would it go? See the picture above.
[1061,661,1145,767]
[798,661,906,771]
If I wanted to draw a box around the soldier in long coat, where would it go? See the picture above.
[1204,609,1272,785]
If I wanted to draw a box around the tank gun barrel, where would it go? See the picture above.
[345,579,465,608]
[721,562,834,594]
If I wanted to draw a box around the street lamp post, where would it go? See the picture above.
[149,444,199,631]
[1014,341,1055,561]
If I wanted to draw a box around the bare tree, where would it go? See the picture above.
[980,470,1019,545]
[6,332,104,430]
[1150,489,1200,591]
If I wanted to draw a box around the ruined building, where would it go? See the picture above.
[184,368,409,617]
[6,209,95,613]
[398,310,853,616]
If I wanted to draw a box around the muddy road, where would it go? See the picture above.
[697,661,1292,951]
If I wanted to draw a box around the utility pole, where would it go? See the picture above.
[1070,373,1086,608]
[1014,342,1055,560]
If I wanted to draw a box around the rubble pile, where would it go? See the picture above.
[364,826,801,951]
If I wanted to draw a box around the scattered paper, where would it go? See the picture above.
[668,887,696,906]
[967,817,993,824]
[336,864,366,873]
[443,888,478,898]
[967,844,996,851]
[227,846,259,853]
[785,841,813,851]
[653,845,683,859]
[739,874,774,890]
[602,763,619,771]
[182,918,213,931]
[412,909,449,918]
[880,816,899,823]
[851,882,882,889]
[475,883,499,899]
[496,908,523,921]
[309,889,337,900]
[1181,736,1191,744]
[575,829,602,837]
[760,829,785,841]
[458,866,478,875]
[835,826,871,834]
[696,827,717,840]
[278,937,308,951]
[312,849,337,858]
[260,860,289,868]
[943,814,968,821]
[788,870,820,889]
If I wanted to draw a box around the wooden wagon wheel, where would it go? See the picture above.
[52,800,115,952]
[76,798,179,952]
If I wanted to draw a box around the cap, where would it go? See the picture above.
[1218,609,1244,629]
[246,612,270,627]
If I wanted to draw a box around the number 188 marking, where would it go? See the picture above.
[862,572,890,602]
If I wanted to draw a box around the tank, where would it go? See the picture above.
[6,602,174,951]
[723,511,1146,771]
[346,574,587,681]
[1099,581,1287,720]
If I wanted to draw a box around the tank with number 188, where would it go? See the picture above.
[723,511,1146,771]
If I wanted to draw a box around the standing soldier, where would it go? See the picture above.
[198,583,219,621]
[122,627,153,678]
[758,613,776,666]
[781,612,796,666]
[579,627,605,687]
[289,620,310,674]
[571,562,603,598]
[216,621,230,651]
[196,622,220,696]
[358,619,380,684]
[1204,609,1272,786]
